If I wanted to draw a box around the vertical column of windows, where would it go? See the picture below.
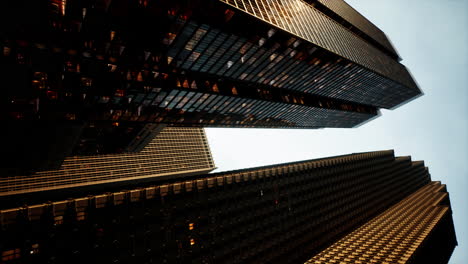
[216,97,236,114]
[189,94,210,112]
[319,11,340,56]
[191,93,213,113]
[256,0,271,23]
[234,99,251,116]
[256,0,274,27]
[182,29,220,70]
[199,33,232,73]
[269,58,300,87]
[175,91,196,110]
[182,93,203,112]
[176,26,212,69]
[321,63,352,97]
[207,95,229,113]
[233,0,245,10]
[242,43,278,82]
[253,0,266,20]
[290,0,312,40]
[208,36,244,75]
[259,44,297,86]
[244,44,280,83]
[242,0,256,16]
[167,90,188,110]
[245,100,267,116]
[220,42,253,77]
[283,0,301,36]
[307,62,342,96]
[248,49,284,84]
[279,105,300,123]
[264,0,280,26]
[229,45,262,79]
[298,2,318,42]
[224,98,243,114]
[303,5,320,44]
[152,91,168,107]
[287,59,320,94]
[323,66,358,100]
[218,96,239,115]
[230,98,248,115]
[158,90,179,108]
[213,39,248,75]
[264,103,282,120]
[258,102,282,120]
[274,59,304,89]
[167,22,199,65]
[269,0,289,33]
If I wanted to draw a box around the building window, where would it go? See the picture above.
[54,215,64,225]
[77,211,86,221]
[231,87,238,95]
[30,244,40,255]
[1,249,21,261]
[212,84,220,93]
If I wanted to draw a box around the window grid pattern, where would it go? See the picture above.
[0,127,215,196]
[218,0,420,104]
[0,151,433,263]
[306,182,454,264]
[122,88,376,128]
[169,18,418,109]
[2,0,420,130]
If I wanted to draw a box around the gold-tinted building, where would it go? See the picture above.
[0,127,215,198]
[0,150,440,264]
[306,181,457,264]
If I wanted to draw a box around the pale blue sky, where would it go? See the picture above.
[205,1,468,263]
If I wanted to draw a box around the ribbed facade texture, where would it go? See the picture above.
[0,151,433,264]
[306,182,457,264]
[0,127,215,197]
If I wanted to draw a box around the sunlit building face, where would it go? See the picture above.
[0,151,456,263]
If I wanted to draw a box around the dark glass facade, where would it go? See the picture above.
[0,150,433,264]
[306,181,457,264]
[1,0,420,129]
[0,0,423,172]
[218,0,420,107]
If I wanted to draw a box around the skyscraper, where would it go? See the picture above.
[306,181,457,264]
[1,150,451,264]
[0,127,215,206]
[1,0,422,172]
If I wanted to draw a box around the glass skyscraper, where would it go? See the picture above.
[1,0,422,172]
[0,1,455,264]
[1,0,421,128]
[1,150,456,264]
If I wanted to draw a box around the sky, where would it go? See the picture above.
[205,1,468,263]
